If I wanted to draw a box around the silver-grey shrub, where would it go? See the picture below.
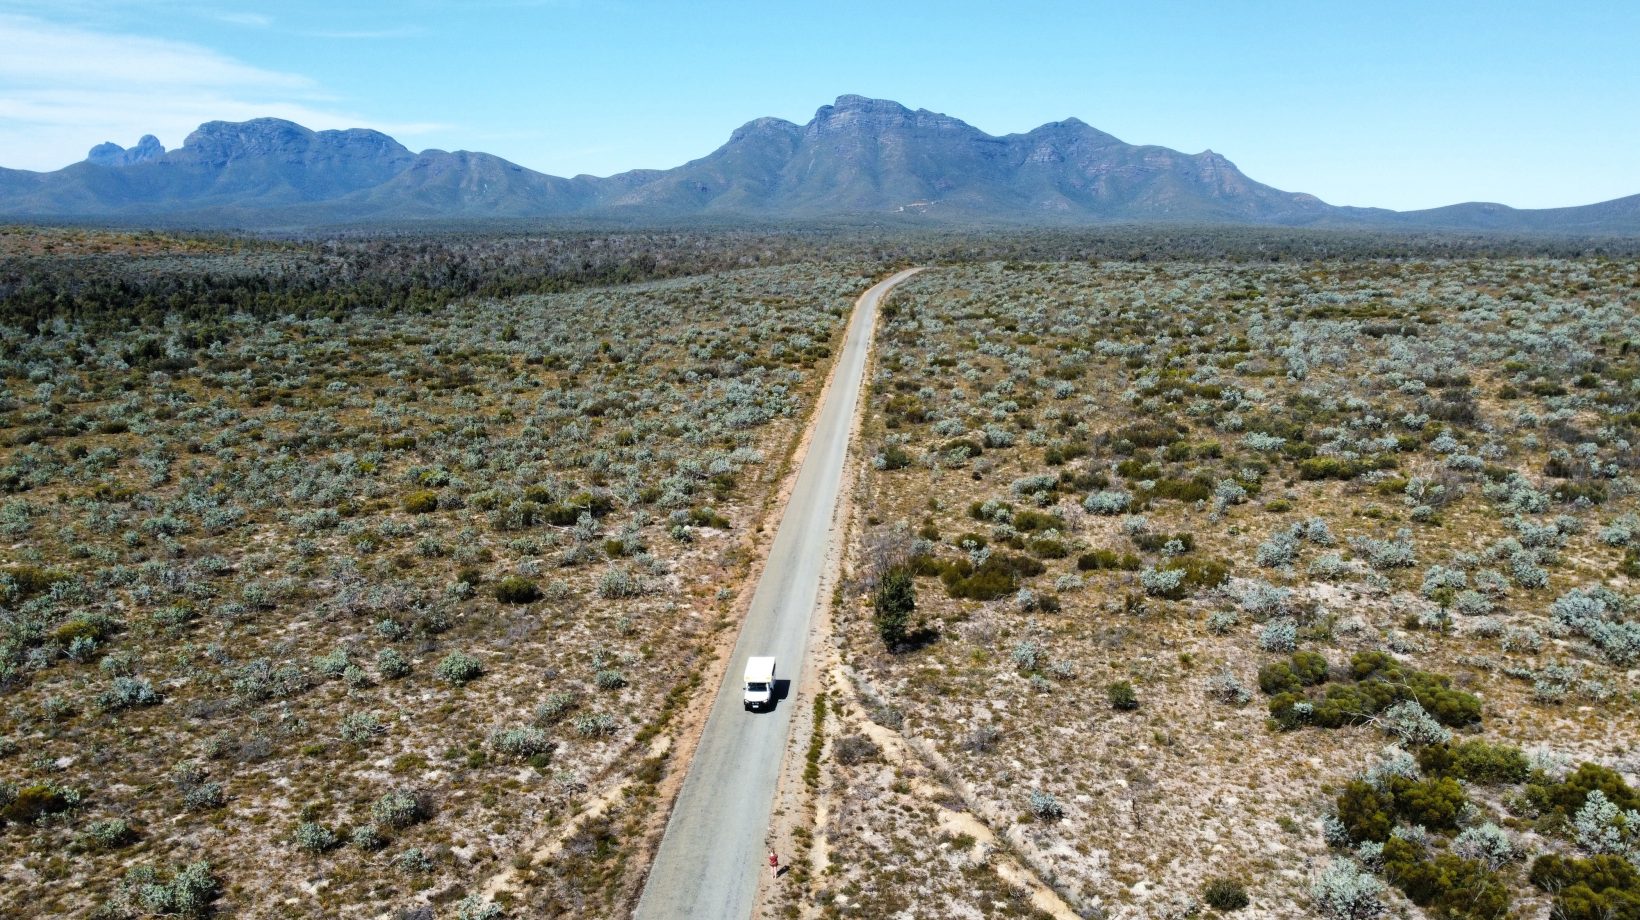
[1083,490,1132,515]
[1310,860,1385,920]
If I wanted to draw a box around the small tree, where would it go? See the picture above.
[873,568,916,650]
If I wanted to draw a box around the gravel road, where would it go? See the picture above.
[633,268,923,919]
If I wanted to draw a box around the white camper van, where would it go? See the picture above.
[743,656,776,711]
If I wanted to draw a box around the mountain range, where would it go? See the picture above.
[2,94,1636,232]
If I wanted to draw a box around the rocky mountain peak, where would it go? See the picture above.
[85,134,166,167]
[177,119,411,167]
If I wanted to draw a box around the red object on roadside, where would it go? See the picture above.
[769,851,779,870]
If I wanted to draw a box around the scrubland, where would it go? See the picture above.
[0,236,871,917]
[817,259,1640,920]
[7,226,1640,920]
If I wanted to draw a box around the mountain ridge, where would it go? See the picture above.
[1,95,1635,232]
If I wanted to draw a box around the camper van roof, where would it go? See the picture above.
[744,656,776,680]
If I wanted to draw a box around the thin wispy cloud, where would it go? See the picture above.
[214,11,273,28]
[0,14,311,89]
[307,25,427,40]
[0,13,443,171]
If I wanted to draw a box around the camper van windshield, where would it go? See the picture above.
[747,682,768,692]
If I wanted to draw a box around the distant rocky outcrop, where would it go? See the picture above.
[1,96,1635,232]
[85,135,166,167]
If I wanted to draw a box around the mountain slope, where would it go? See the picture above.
[0,96,1635,232]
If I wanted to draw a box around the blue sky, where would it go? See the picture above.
[1,0,1635,210]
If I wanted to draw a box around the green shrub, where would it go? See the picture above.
[1392,775,1467,830]
[1146,476,1214,503]
[1298,457,1364,481]
[1274,652,1481,731]
[568,491,615,517]
[1333,774,1469,846]
[1621,548,1640,578]
[1174,556,1231,589]
[2,565,66,601]
[1132,531,1194,553]
[1,784,73,824]
[1529,854,1640,920]
[1202,877,1250,911]
[1527,762,1640,816]
[1107,681,1138,710]
[1027,537,1069,559]
[1258,661,1300,696]
[1383,837,1511,920]
[940,553,1044,600]
[402,490,439,514]
[1078,548,1141,571]
[1289,651,1330,685]
[1417,740,1530,785]
[1335,779,1395,843]
[687,507,731,529]
[1011,509,1064,532]
[1113,421,1184,448]
[50,614,115,644]
[494,576,540,604]
[876,443,913,470]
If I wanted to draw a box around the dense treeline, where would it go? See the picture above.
[3,222,1638,332]
[0,228,829,331]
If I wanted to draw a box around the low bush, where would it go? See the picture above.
[1107,681,1138,710]
[124,861,219,917]
[1258,651,1330,694]
[1524,762,1640,817]
[1,783,75,824]
[1145,476,1214,503]
[494,576,541,604]
[1131,531,1194,553]
[435,651,484,686]
[1202,877,1250,911]
[85,818,133,849]
[1027,537,1069,559]
[1011,509,1064,532]
[937,552,1045,600]
[1298,457,1365,481]
[833,734,881,766]
[371,789,425,828]
[491,727,552,759]
[1029,790,1065,820]
[1334,775,1468,843]
[294,821,338,853]
[1416,740,1530,786]
[402,490,439,514]
[1269,652,1479,732]
[1382,837,1511,920]
[1529,854,1640,920]
[1078,548,1141,571]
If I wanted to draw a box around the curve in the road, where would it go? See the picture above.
[633,268,923,920]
